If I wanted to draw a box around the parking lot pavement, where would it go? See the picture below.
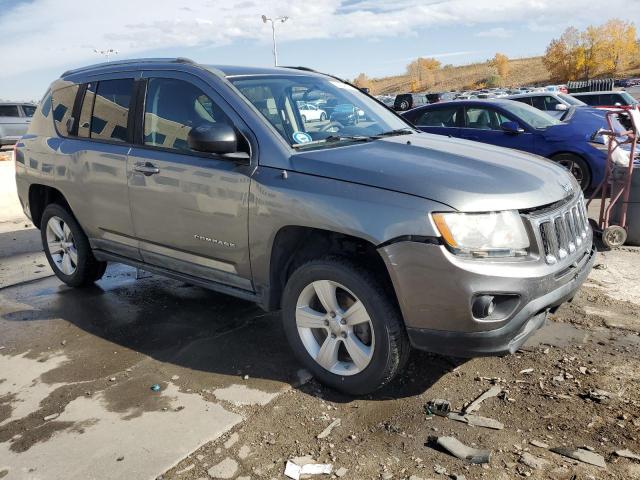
[0,265,305,479]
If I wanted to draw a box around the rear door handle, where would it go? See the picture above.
[134,162,160,176]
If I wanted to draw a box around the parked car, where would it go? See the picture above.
[507,92,591,119]
[297,102,327,122]
[0,102,36,145]
[15,59,594,394]
[393,93,427,111]
[426,92,455,104]
[402,99,608,191]
[329,103,359,125]
[570,91,639,110]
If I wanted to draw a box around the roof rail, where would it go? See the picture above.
[281,66,319,73]
[61,57,197,78]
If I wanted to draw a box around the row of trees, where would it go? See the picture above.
[543,19,639,81]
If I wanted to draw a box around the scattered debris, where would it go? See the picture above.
[150,384,161,392]
[433,464,447,475]
[116,456,124,462]
[615,449,640,462]
[170,375,180,381]
[583,389,613,403]
[445,412,504,430]
[109,377,116,382]
[520,452,550,470]
[593,263,607,270]
[335,467,348,477]
[284,459,332,480]
[550,447,606,468]
[207,458,239,479]
[426,399,451,417]
[43,413,59,422]
[317,418,341,439]
[530,440,549,449]
[463,386,502,414]
[176,463,194,474]
[519,368,534,375]
[436,436,491,464]
[242,374,249,380]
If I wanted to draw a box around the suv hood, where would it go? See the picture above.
[290,133,576,212]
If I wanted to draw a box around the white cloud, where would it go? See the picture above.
[1,0,639,79]
[476,27,513,38]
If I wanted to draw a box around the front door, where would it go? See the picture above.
[127,72,254,291]
[459,106,535,152]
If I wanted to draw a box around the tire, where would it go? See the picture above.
[281,257,410,395]
[552,153,591,192]
[301,115,307,123]
[40,203,107,287]
[399,100,409,111]
[602,225,627,249]
[320,112,327,121]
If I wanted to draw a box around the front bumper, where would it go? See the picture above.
[380,239,596,358]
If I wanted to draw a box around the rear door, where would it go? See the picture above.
[126,71,254,290]
[404,105,461,137]
[459,105,535,152]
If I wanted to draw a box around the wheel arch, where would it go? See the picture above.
[28,184,73,229]
[549,151,593,187]
[264,226,399,313]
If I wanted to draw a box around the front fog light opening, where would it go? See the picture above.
[471,294,521,322]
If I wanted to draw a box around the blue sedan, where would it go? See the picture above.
[401,99,609,191]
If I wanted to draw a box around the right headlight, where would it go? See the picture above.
[432,210,530,258]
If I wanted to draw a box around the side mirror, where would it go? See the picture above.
[188,123,237,155]
[501,121,524,134]
[614,102,622,107]
[555,104,568,111]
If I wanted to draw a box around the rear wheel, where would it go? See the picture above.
[320,112,327,121]
[602,225,627,249]
[41,203,107,287]
[552,153,591,191]
[282,258,409,395]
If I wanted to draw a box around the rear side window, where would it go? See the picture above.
[143,78,231,152]
[531,96,560,111]
[52,85,80,134]
[21,105,36,117]
[513,97,533,106]
[413,107,458,127]
[77,83,97,138]
[0,105,20,117]
[90,79,134,143]
[576,94,598,106]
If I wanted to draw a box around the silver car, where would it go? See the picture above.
[0,102,36,145]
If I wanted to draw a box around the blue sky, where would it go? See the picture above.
[1,0,639,101]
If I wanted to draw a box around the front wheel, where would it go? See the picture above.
[41,203,107,287]
[552,153,591,192]
[320,112,327,121]
[281,258,409,395]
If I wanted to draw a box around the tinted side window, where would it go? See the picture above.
[77,83,97,138]
[91,79,134,143]
[576,94,598,106]
[414,107,458,127]
[21,105,36,117]
[51,85,80,135]
[599,93,625,105]
[513,97,533,106]
[144,78,231,152]
[0,105,20,117]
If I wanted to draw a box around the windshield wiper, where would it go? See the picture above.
[370,128,415,139]
[292,135,372,149]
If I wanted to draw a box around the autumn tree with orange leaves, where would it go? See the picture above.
[406,57,442,91]
[543,19,639,81]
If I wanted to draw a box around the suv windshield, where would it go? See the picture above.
[500,101,562,129]
[229,74,411,148]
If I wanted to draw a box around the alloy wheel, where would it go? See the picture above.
[46,216,78,275]
[295,280,375,376]
[557,159,584,187]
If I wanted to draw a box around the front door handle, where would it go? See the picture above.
[134,162,160,176]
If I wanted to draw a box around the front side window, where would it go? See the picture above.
[531,96,560,111]
[91,79,134,143]
[576,94,598,106]
[414,107,458,127]
[229,74,411,149]
[464,107,510,130]
[0,105,19,117]
[558,93,585,106]
[21,105,36,117]
[143,78,231,152]
[499,101,561,129]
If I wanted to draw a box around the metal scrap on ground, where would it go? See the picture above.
[463,385,502,414]
[550,447,606,468]
[436,436,491,464]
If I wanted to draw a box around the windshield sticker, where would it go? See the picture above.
[292,131,313,144]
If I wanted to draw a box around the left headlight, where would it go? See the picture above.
[432,210,530,258]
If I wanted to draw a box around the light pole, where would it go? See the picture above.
[261,15,288,66]
[94,48,118,61]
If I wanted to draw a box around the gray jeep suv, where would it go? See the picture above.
[14,58,595,394]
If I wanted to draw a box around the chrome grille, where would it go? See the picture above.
[534,196,589,265]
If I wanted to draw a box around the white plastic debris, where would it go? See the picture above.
[463,386,502,414]
[284,460,333,480]
[317,418,341,439]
